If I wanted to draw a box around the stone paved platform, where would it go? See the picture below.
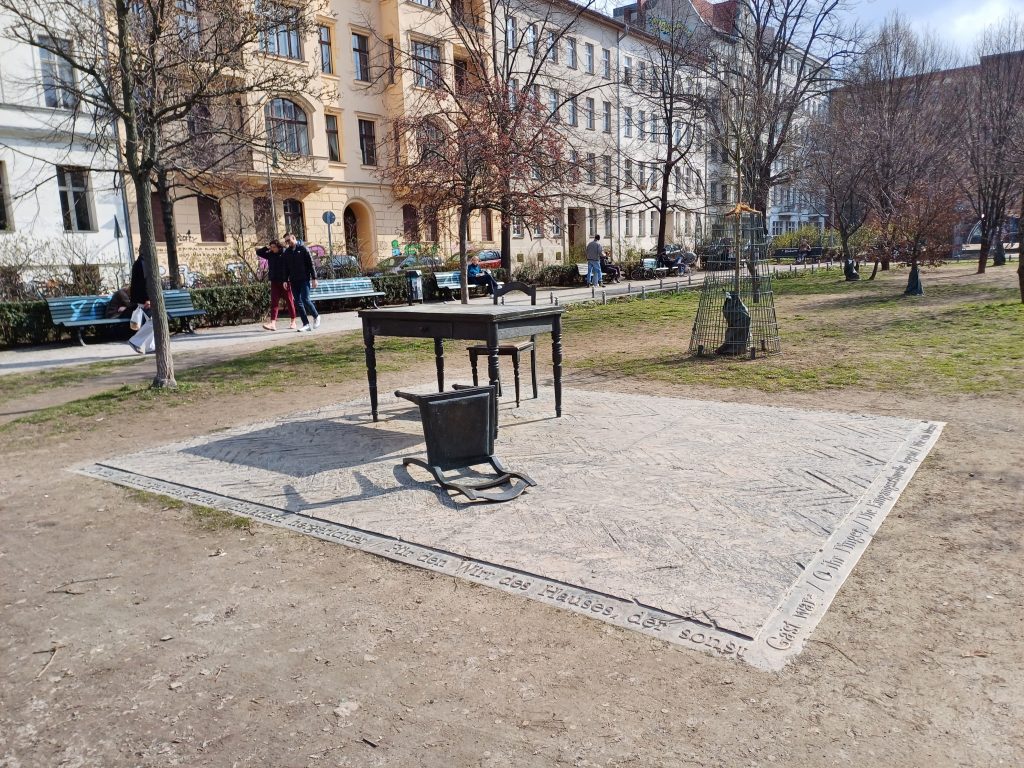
[76,387,943,670]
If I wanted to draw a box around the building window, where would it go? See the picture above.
[650,210,657,237]
[319,26,334,74]
[253,197,275,240]
[588,208,597,236]
[547,31,558,63]
[568,97,578,127]
[412,41,441,88]
[38,37,76,109]
[526,24,537,56]
[198,195,225,242]
[602,101,611,133]
[624,107,632,137]
[481,209,493,240]
[623,55,632,85]
[411,0,436,6]
[358,118,377,165]
[602,48,611,79]
[604,208,612,237]
[710,182,718,202]
[533,222,544,238]
[352,32,370,81]
[402,204,420,240]
[548,88,559,120]
[265,98,309,155]
[674,167,681,192]
[512,217,524,237]
[602,155,611,186]
[260,3,301,59]
[56,166,93,232]
[505,16,517,48]
[150,192,167,242]
[639,110,646,141]
[585,97,595,130]
[625,211,633,236]
[325,114,341,162]
[550,216,562,236]
[772,220,783,236]
[638,209,646,237]
[566,38,577,69]
[637,161,644,189]
[586,153,596,184]
[624,158,633,188]
[283,198,305,240]
[584,42,594,74]
[175,0,201,49]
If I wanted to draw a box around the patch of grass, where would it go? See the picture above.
[0,357,140,405]
[3,332,434,433]
[127,489,253,532]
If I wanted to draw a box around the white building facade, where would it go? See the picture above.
[0,13,132,290]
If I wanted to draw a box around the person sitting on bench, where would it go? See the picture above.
[600,253,621,283]
[467,255,499,295]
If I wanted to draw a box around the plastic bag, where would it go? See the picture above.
[130,305,145,331]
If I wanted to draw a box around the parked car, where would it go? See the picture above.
[317,254,361,278]
[364,254,443,276]
[446,249,501,270]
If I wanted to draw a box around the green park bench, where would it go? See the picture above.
[308,277,385,307]
[432,271,498,302]
[47,289,206,346]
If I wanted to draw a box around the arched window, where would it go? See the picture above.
[402,204,420,241]
[265,98,309,155]
[283,198,305,240]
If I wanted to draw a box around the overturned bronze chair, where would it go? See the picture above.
[395,385,536,502]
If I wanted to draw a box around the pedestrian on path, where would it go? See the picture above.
[284,232,319,332]
[257,240,296,331]
[585,234,604,287]
[126,253,155,354]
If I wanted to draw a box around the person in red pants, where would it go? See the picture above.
[257,240,296,331]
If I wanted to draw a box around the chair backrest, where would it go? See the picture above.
[395,386,495,468]
[492,280,536,305]
[642,258,658,269]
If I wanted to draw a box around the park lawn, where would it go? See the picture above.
[4,335,435,432]
[567,265,1023,394]
[5,264,1021,432]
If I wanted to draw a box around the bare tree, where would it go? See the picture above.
[620,3,713,257]
[959,16,1024,274]
[702,0,857,230]
[850,17,961,287]
[1,0,321,386]
[802,85,872,261]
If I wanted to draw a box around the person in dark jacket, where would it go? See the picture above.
[283,232,319,331]
[105,285,132,319]
[127,253,154,354]
[257,240,296,331]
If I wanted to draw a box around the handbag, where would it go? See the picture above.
[130,305,145,331]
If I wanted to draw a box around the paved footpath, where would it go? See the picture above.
[0,263,832,377]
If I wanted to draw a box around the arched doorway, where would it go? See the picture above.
[343,201,374,265]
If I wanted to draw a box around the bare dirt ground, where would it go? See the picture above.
[1,281,1022,768]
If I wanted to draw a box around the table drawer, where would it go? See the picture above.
[371,318,454,338]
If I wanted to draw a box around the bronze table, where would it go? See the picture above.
[358,304,566,423]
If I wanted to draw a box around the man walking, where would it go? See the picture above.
[585,234,604,288]
[283,232,319,332]
[258,239,296,331]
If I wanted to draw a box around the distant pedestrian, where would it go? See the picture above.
[283,232,319,332]
[585,234,603,287]
[257,239,296,331]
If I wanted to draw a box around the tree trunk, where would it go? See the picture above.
[500,198,512,273]
[1018,193,1024,302]
[459,204,471,304]
[656,171,671,257]
[133,174,176,388]
[155,169,180,289]
[978,233,990,275]
[868,257,880,280]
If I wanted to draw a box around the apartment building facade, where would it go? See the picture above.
[0,9,133,288]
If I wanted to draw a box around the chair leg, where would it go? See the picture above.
[512,350,521,407]
[470,350,479,386]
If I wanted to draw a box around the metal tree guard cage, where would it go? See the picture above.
[689,204,781,358]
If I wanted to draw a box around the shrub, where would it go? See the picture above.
[0,300,63,347]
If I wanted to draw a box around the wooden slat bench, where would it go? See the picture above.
[308,277,385,307]
[575,262,614,284]
[629,258,671,280]
[432,271,499,301]
[47,289,206,346]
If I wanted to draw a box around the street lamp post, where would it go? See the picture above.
[264,137,280,237]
